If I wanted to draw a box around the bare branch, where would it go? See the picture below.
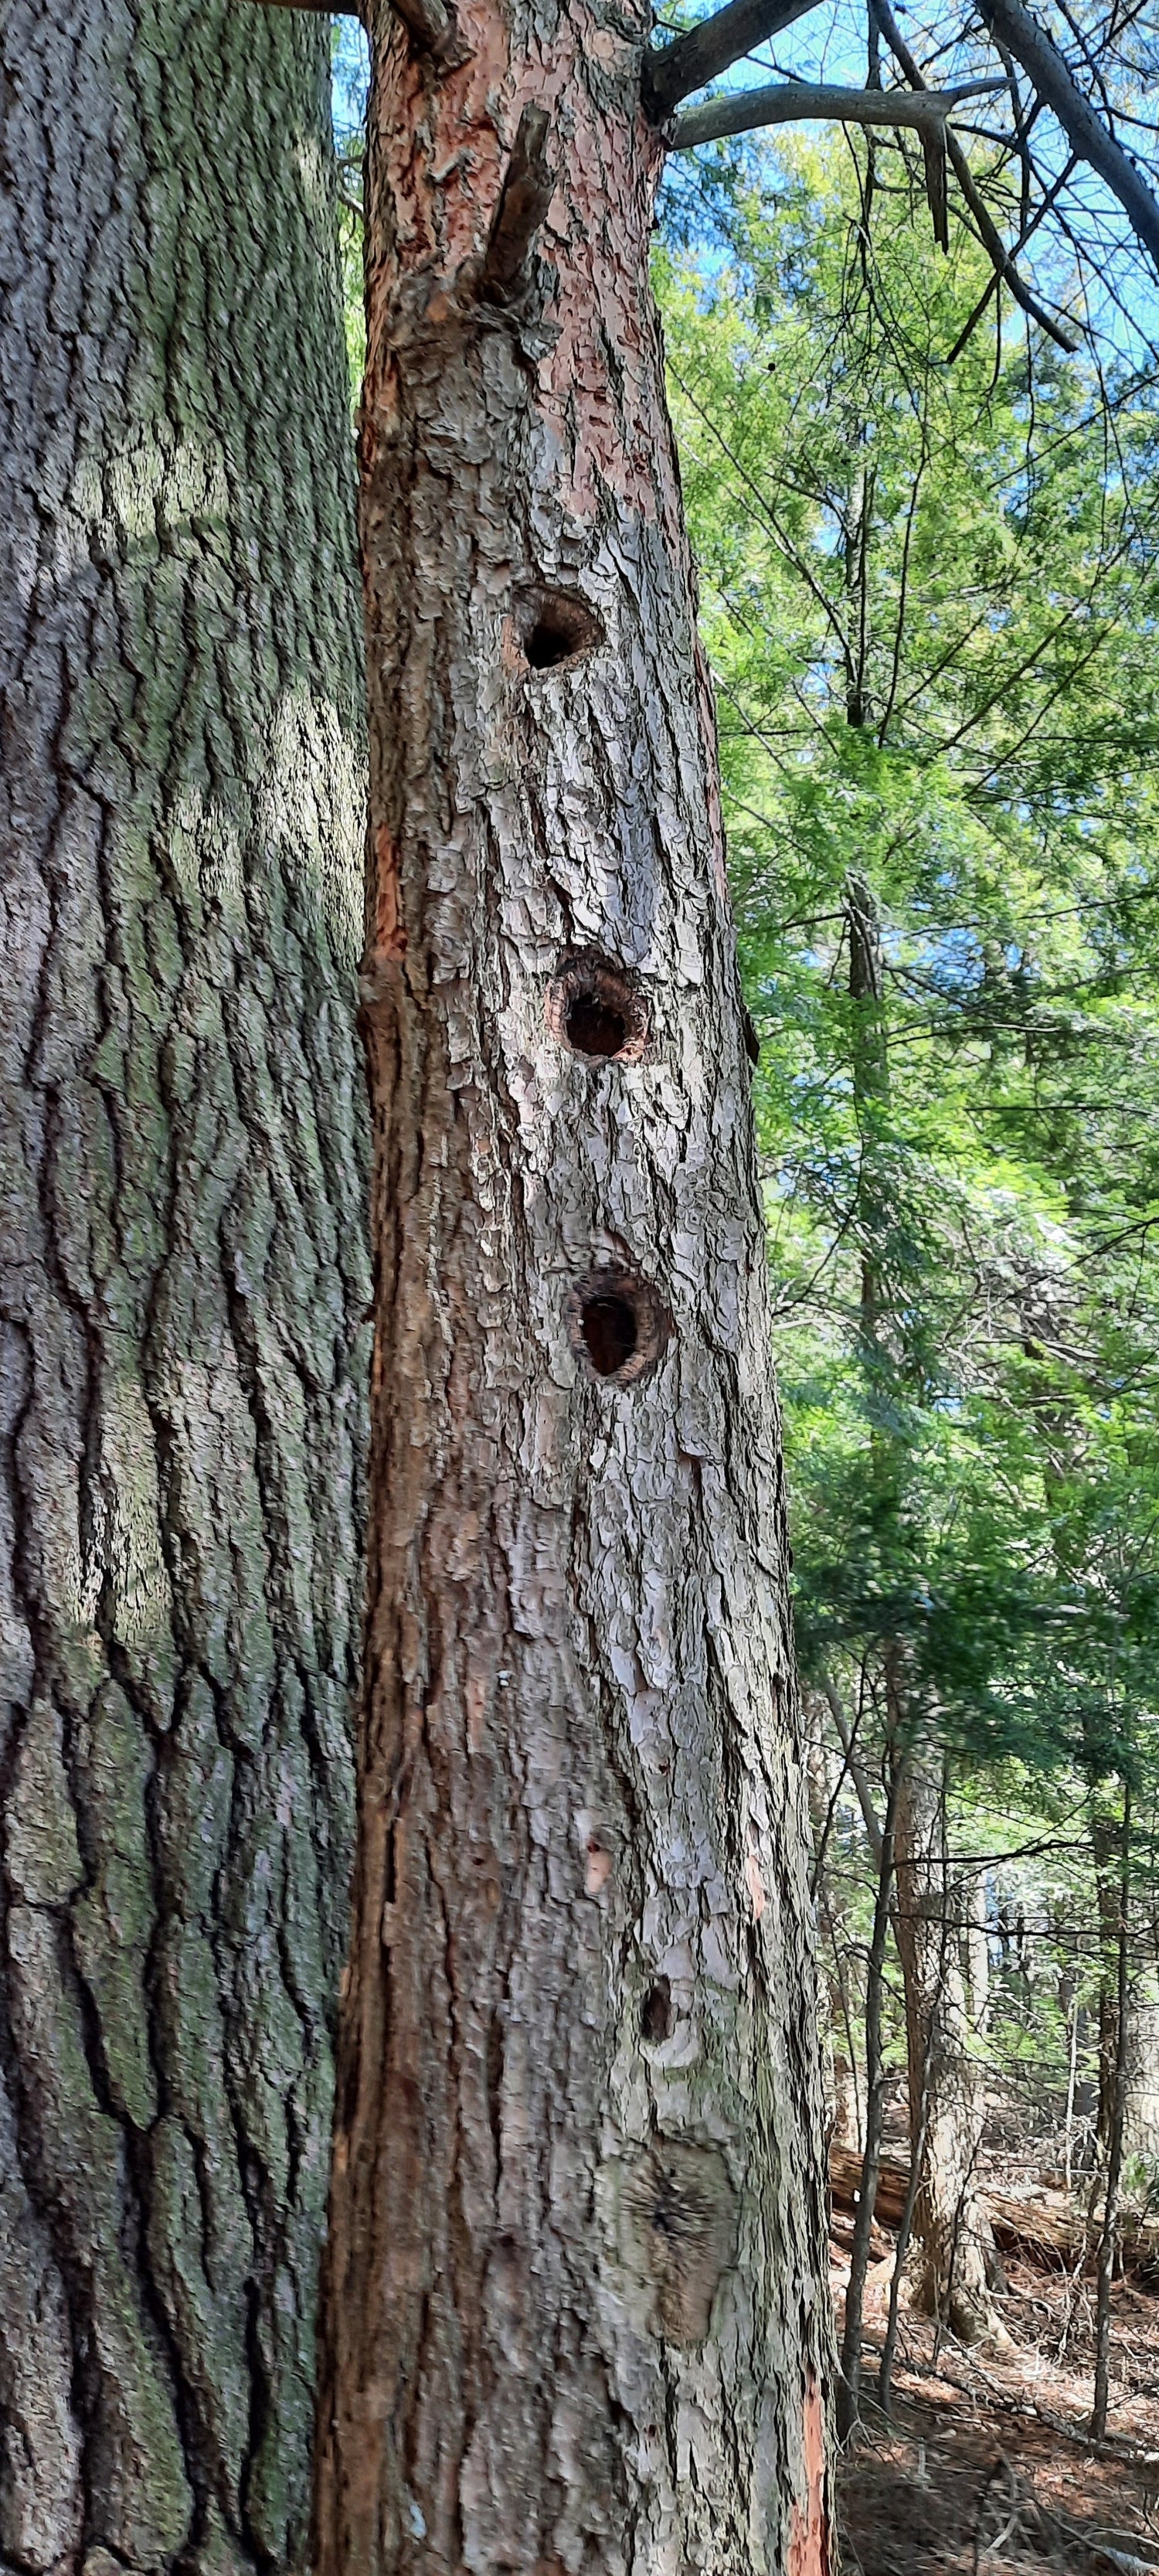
[668,75,1005,151]
[974,0,1159,272]
[920,119,950,250]
[642,0,823,124]
[869,0,1080,352]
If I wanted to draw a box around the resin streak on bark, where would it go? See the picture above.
[0,5,367,2567]
[314,2,832,2570]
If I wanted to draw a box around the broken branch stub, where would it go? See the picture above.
[480,104,554,304]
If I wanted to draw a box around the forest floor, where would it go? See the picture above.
[832,2239,1159,2575]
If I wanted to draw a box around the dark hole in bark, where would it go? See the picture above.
[567,1265,670,1389]
[515,584,602,672]
[546,955,649,1063]
[582,1295,637,1377]
[568,992,627,1057]
[641,1979,672,2043]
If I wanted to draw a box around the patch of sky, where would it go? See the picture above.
[333,17,370,151]
[654,0,1159,375]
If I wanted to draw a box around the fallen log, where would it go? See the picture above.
[828,2142,1159,2278]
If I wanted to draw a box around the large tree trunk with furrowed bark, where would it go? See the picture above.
[312,5,833,2574]
[1,6,367,2568]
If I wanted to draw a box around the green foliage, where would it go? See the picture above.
[658,132,1159,1788]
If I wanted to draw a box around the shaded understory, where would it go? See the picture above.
[835,2247,1159,2573]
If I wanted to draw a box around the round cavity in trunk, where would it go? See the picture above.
[546,955,650,1063]
[514,584,602,672]
[567,1266,670,1388]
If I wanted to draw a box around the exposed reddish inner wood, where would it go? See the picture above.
[789,2377,831,2576]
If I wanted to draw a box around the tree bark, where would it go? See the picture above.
[312,3,833,2571]
[1,7,367,2569]
[892,1745,994,2344]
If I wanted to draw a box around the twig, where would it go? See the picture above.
[869,0,1079,352]
[975,0,1159,273]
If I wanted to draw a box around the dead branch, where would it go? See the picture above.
[974,0,1159,273]
[870,0,1080,352]
[668,76,1006,152]
[479,104,553,302]
[641,0,821,124]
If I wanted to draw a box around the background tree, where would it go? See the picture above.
[662,114,1159,2422]
[1,5,367,2567]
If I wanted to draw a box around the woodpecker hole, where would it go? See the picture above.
[515,585,602,672]
[546,955,649,1064]
[568,1268,668,1389]
[641,1979,672,2043]
[584,1295,636,1375]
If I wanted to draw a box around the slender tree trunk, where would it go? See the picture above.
[312,4,833,2571]
[892,1744,994,2344]
[1123,1980,1159,2163]
[806,1685,862,2147]
[879,1999,933,2419]
[1092,1784,1131,2442]
[837,1767,899,2438]
[2,7,367,2568]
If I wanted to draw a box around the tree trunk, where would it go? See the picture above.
[2,7,367,2569]
[1094,1806,1159,2167]
[1123,1982,1159,2163]
[1093,1784,1131,2442]
[837,1767,899,2438]
[892,1744,994,2344]
[312,4,833,2571]
[804,1686,862,2148]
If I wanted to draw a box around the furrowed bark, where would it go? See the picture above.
[1,5,367,2567]
[313,0,833,2569]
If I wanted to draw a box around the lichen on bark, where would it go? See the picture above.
[0,3,368,2566]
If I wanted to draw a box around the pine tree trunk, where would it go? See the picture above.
[312,3,833,2571]
[1,7,367,2568]
[893,1745,994,2344]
